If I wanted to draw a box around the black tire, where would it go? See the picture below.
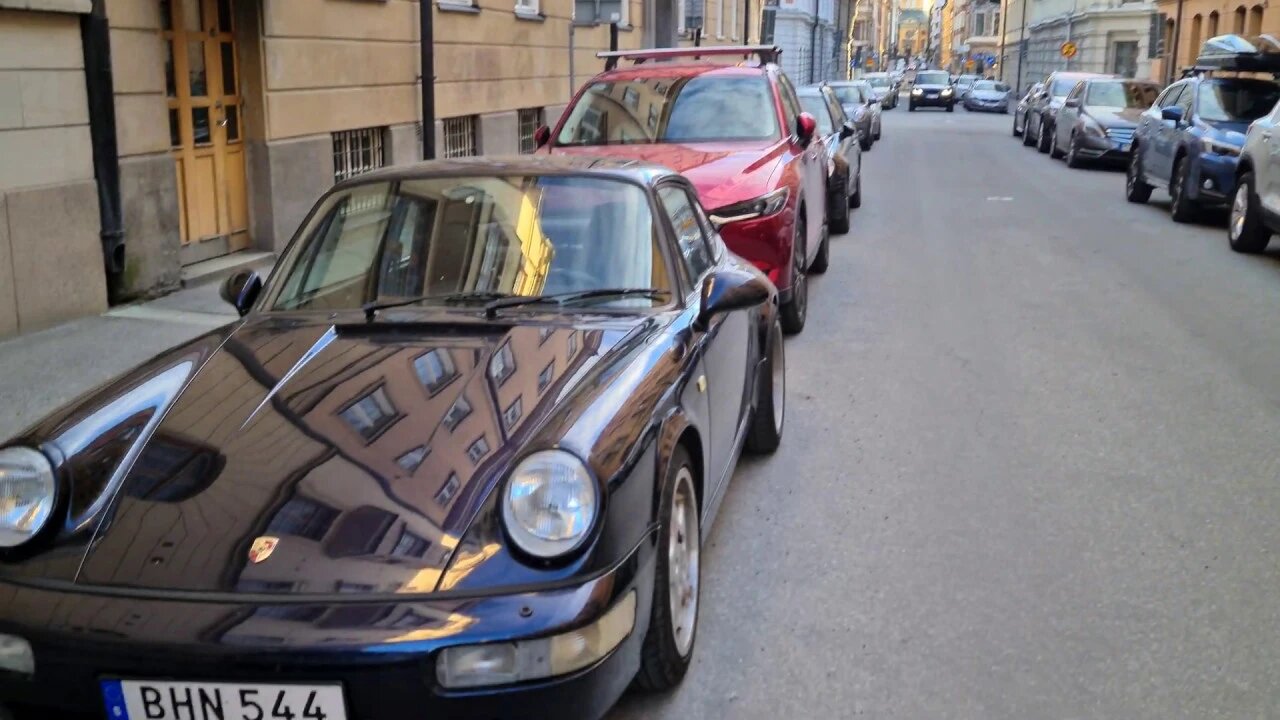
[829,175,851,233]
[635,445,700,692]
[745,318,785,455]
[909,103,917,112]
[1022,115,1035,146]
[810,223,830,274]
[874,124,882,141]
[1037,120,1053,153]
[860,135,872,151]
[1229,172,1271,253]
[779,214,808,335]
[1049,128,1065,159]
[1126,147,1153,203]
[1065,132,1084,168]
[1013,114,1023,136]
[1169,157,1198,223]
[850,172,862,209]
[946,103,954,112]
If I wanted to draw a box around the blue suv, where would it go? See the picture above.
[1126,75,1280,221]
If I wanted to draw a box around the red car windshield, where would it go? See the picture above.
[555,75,780,146]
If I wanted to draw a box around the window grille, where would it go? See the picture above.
[332,127,385,182]
[442,116,478,158]
[518,108,544,153]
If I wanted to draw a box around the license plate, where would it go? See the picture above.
[926,93,938,98]
[102,679,346,720]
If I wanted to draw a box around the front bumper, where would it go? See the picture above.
[1187,151,1240,204]
[910,92,953,107]
[718,210,796,294]
[1073,132,1134,163]
[0,538,657,720]
[965,99,1007,112]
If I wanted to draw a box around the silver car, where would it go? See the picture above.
[825,81,882,150]
[862,72,899,109]
[963,79,1013,113]
[1012,82,1045,136]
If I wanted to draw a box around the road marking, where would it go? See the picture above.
[986,196,1014,202]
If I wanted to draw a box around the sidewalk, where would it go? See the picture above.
[0,256,274,441]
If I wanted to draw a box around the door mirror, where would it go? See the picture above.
[796,112,817,146]
[695,266,772,330]
[1161,106,1184,124]
[840,122,856,140]
[1064,98,1081,108]
[220,269,262,317]
[533,125,551,149]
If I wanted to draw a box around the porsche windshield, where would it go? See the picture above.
[268,175,672,312]
[555,76,780,145]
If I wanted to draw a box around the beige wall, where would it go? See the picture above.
[1154,0,1273,80]
[0,8,107,335]
[105,0,170,157]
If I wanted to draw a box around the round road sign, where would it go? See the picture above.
[1061,41,1078,58]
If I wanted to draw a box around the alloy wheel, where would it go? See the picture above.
[1230,183,1248,242]
[667,467,700,657]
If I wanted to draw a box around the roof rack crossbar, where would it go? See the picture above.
[597,45,782,71]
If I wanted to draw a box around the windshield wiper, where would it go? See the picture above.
[482,288,670,318]
[361,291,517,322]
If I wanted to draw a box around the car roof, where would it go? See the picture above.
[591,61,771,83]
[1048,71,1111,80]
[335,155,681,190]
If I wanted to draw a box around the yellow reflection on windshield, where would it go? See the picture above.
[514,187,554,296]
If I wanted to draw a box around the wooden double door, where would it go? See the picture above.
[163,0,249,261]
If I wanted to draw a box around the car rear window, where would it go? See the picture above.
[555,75,780,145]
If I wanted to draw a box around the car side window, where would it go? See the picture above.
[776,73,802,136]
[1066,82,1085,102]
[657,185,715,283]
[1157,84,1184,109]
[1176,83,1194,115]
[823,89,847,126]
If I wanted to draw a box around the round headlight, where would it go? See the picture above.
[501,450,597,559]
[0,447,57,548]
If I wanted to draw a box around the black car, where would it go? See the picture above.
[0,157,786,720]
[798,84,864,234]
[1051,78,1162,167]
[909,70,956,111]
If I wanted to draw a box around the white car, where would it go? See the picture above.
[1228,106,1280,253]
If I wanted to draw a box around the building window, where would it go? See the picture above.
[489,342,516,385]
[268,497,340,541]
[414,349,458,395]
[731,0,738,38]
[337,581,376,593]
[332,127,385,183]
[443,394,473,431]
[435,473,461,506]
[538,325,555,345]
[467,435,491,465]
[502,397,523,432]
[568,330,579,356]
[339,385,398,441]
[442,116,478,158]
[538,360,555,393]
[391,528,431,558]
[518,108,545,153]
[397,445,430,474]
[1111,40,1139,78]
[516,0,538,13]
[1234,5,1246,33]
[717,0,725,36]
[1249,4,1264,36]
[682,0,703,32]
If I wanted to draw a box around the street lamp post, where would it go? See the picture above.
[1014,0,1028,93]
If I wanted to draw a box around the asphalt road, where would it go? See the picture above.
[610,105,1280,719]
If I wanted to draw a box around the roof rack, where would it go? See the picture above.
[1188,33,1280,75]
[597,45,782,71]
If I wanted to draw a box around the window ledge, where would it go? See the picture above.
[437,2,481,13]
[515,9,546,21]
[0,0,90,12]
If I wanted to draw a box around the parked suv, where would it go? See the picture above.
[1022,71,1113,153]
[909,70,956,111]
[540,46,829,333]
[1127,75,1279,221]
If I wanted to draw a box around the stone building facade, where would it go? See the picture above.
[0,0,762,339]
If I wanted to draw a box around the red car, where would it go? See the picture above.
[536,46,829,334]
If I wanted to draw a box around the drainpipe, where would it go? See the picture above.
[80,0,124,287]
[420,0,436,159]
[1168,0,1184,84]
[1014,0,1028,93]
[810,10,819,82]
[745,0,752,41]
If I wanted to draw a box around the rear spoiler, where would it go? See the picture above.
[597,45,782,71]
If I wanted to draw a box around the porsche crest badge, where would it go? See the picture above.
[248,536,279,564]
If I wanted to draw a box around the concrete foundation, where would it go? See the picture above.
[117,152,181,301]
[1,179,106,333]
[480,110,520,155]
[387,122,422,167]
[246,134,335,253]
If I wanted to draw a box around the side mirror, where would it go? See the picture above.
[1161,106,1184,124]
[796,112,817,146]
[695,266,771,330]
[533,125,551,149]
[220,269,262,317]
[840,122,856,140]
[1064,98,1081,108]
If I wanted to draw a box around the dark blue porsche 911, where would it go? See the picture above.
[0,157,786,720]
